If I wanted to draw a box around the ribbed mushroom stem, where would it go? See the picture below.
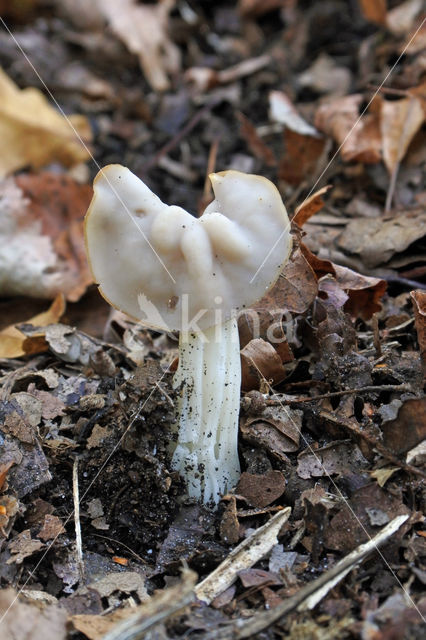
[171,316,241,504]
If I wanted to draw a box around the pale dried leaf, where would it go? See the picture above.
[100,0,180,91]
[0,295,65,359]
[380,96,424,174]
[0,68,91,176]
[0,588,67,640]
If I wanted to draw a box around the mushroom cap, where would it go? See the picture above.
[85,165,292,332]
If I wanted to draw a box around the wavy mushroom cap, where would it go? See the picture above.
[84,165,292,332]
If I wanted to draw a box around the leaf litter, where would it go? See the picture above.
[0,1,425,639]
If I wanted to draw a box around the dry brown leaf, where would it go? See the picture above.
[241,338,286,391]
[385,0,423,37]
[0,588,67,640]
[241,404,301,458]
[237,112,276,167]
[293,186,331,226]
[380,96,424,175]
[0,294,65,359]
[236,470,286,508]
[37,514,65,541]
[315,94,382,164]
[0,68,91,176]
[408,81,426,117]
[337,207,426,268]
[358,0,387,25]
[297,441,368,479]
[256,246,319,315]
[72,608,135,640]
[7,529,45,564]
[411,290,426,378]
[100,0,180,92]
[324,483,410,554]
[280,129,326,186]
[404,18,426,54]
[0,174,92,302]
[238,0,286,17]
[381,397,426,455]
[333,264,387,320]
[298,53,352,97]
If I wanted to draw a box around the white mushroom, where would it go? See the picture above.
[85,165,292,504]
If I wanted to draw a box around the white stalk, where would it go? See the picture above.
[171,316,241,504]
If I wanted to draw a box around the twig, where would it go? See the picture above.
[72,457,85,582]
[195,507,291,605]
[102,567,197,640]
[139,98,221,174]
[203,515,410,639]
[268,383,413,405]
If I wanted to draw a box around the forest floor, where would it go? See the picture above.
[0,1,425,639]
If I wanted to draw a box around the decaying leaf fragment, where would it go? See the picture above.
[100,0,180,91]
[0,175,93,302]
[0,294,65,359]
[0,68,91,176]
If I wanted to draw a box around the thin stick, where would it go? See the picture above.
[266,383,413,405]
[73,457,85,582]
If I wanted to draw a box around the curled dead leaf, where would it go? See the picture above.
[0,295,65,359]
[315,94,381,164]
[241,339,286,391]
[256,246,318,315]
[293,186,331,227]
[100,0,180,92]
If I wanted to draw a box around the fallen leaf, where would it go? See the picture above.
[337,207,426,268]
[280,128,326,185]
[256,247,318,314]
[370,466,399,487]
[298,53,352,97]
[315,94,382,163]
[0,295,65,359]
[220,496,240,545]
[7,529,45,564]
[380,96,424,175]
[269,90,319,137]
[100,0,180,91]
[237,112,276,166]
[241,405,302,461]
[386,0,423,37]
[411,290,426,378]
[358,0,387,25]
[333,264,387,320]
[0,68,91,176]
[293,186,331,227]
[324,484,410,553]
[0,588,67,640]
[72,608,135,640]
[0,174,92,302]
[241,338,286,391]
[297,441,368,479]
[37,515,65,541]
[238,0,286,17]
[381,397,426,455]
[236,470,286,508]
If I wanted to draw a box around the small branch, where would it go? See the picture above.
[72,457,85,582]
[267,384,413,406]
